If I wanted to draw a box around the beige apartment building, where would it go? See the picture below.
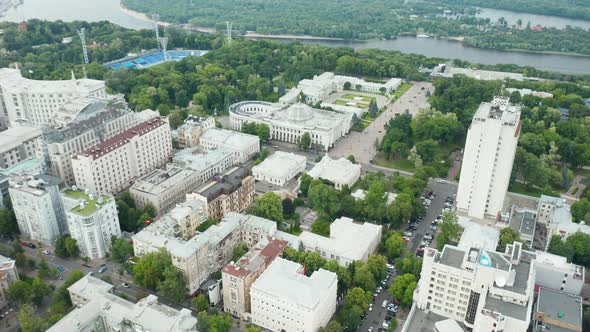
[177,115,215,148]
[222,238,288,320]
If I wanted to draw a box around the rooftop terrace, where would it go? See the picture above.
[64,189,110,216]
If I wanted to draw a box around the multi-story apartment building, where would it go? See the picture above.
[172,146,237,181]
[177,115,215,148]
[457,97,522,219]
[9,174,67,245]
[199,128,260,163]
[189,167,255,220]
[61,188,121,259]
[251,151,307,186]
[72,117,172,194]
[132,209,276,294]
[0,255,18,307]
[0,68,107,127]
[414,241,585,332]
[44,97,156,184]
[0,126,43,170]
[250,257,337,332]
[299,216,382,267]
[0,175,8,208]
[48,275,197,332]
[222,238,288,320]
[130,165,200,215]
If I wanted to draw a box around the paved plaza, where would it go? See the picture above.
[330,82,434,164]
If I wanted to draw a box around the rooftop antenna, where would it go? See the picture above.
[225,21,233,46]
[152,14,161,51]
[77,28,89,78]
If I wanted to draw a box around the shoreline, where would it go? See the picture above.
[119,4,172,27]
[243,32,345,41]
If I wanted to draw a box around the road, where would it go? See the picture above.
[358,180,457,332]
[330,82,434,164]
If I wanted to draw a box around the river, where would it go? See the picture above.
[476,7,590,30]
[2,0,590,74]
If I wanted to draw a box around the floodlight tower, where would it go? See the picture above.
[152,14,161,51]
[158,37,169,61]
[77,28,89,78]
[226,21,233,46]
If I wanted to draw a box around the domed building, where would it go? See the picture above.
[229,101,352,150]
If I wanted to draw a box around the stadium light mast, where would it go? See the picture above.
[152,14,161,51]
[77,28,89,78]
[226,21,233,46]
[158,37,169,61]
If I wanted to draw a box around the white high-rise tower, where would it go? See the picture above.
[456,96,522,220]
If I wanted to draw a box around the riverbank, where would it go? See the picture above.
[119,4,172,27]
[244,32,345,41]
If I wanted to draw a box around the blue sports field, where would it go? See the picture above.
[104,50,208,70]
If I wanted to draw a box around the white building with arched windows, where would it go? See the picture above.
[229,101,351,151]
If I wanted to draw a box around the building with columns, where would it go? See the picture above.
[229,101,351,151]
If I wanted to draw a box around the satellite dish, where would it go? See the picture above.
[495,275,506,287]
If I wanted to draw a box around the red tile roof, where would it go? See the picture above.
[223,238,288,278]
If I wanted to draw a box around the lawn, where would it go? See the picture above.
[351,120,369,132]
[374,153,416,172]
[508,182,544,198]
[341,93,375,103]
[392,83,412,101]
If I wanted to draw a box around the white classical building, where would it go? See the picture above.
[0,68,107,127]
[413,238,585,332]
[199,128,260,163]
[61,188,121,259]
[250,257,337,332]
[299,216,382,267]
[9,174,67,245]
[307,155,361,189]
[48,275,197,332]
[0,126,43,170]
[72,117,172,194]
[252,151,307,186]
[280,72,402,104]
[44,97,156,184]
[229,101,351,151]
[430,64,525,81]
[457,97,522,219]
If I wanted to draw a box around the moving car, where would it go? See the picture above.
[121,283,130,288]
[98,266,108,273]
[42,249,50,255]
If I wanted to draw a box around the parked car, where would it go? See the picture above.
[382,300,388,308]
[368,327,374,332]
[423,234,433,240]
[429,225,439,231]
[376,286,383,293]
[121,283,130,288]
[20,241,28,246]
[392,299,401,305]
[403,231,413,237]
[42,249,50,255]
[402,236,411,242]
[57,266,65,272]
[98,266,108,273]
[27,243,37,249]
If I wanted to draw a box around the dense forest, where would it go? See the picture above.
[121,0,590,55]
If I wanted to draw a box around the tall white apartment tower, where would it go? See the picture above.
[456,97,521,220]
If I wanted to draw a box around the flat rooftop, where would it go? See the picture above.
[483,295,528,321]
[131,166,197,195]
[472,97,521,125]
[439,246,466,269]
[200,128,259,150]
[251,151,306,179]
[251,257,337,310]
[63,189,111,216]
[307,155,361,185]
[0,67,105,93]
[509,207,536,237]
[0,125,42,152]
[193,166,250,201]
[536,287,582,329]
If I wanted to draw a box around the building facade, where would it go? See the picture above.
[250,257,337,332]
[199,128,260,163]
[0,68,107,127]
[299,216,382,267]
[130,165,200,215]
[177,115,215,148]
[72,117,172,194]
[456,97,522,219]
[189,167,255,221]
[48,275,197,332]
[222,238,288,320]
[230,101,351,151]
[0,126,43,170]
[61,188,121,259]
[44,97,154,184]
[307,155,361,190]
[133,208,277,294]
[251,151,307,186]
[9,174,66,245]
[0,255,19,307]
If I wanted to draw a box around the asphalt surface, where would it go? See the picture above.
[358,179,457,332]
